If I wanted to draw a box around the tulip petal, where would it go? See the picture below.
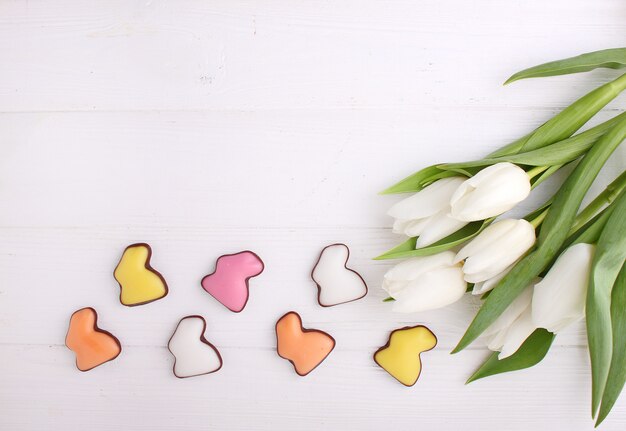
[472,265,514,295]
[483,284,534,338]
[460,219,536,283]
[486,327,507,351]
[532,243,595,333]
[383,251,456,283]
[392,217,429,237]
[498,308,536,359]
[382,279,408,296]
[391,266,466,313]
[455,219,519,262]
[450,163,531,222]
[392,218,411,235]
[388,177,466,220]
[415,212,469,248]
[402,217,431,237]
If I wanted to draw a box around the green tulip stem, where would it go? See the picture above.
[526,165,550,180]
[570,170,626,235]
[529,208,549,229]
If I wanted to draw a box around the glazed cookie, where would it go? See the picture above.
[311,243,368,307]
[373,325,437,386]
[275,311,335,376]
[168,316,223,379]
[201,251,264,313]
[65,307,122,371]
[114,243,168,306]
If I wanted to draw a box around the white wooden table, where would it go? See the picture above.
[1,1,625,430]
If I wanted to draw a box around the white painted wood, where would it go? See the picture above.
[0,110,623,229]
[0,0,625,113]
[0,1,625,430]
[2,344,624,430]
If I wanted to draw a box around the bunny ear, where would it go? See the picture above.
[311,243,368,307]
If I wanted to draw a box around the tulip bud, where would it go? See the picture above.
[382,251,466,313]
[450,162,531,222]
[484,283,537,359]
[455,218,536,283]
[532,243,595,333]
[388,177,468,247]
[489,308,535,359]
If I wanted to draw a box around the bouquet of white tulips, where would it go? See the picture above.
[379,48,626,426]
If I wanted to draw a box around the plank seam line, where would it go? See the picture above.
[0,107,623,115]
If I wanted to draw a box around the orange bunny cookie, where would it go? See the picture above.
[65,307,122,371]
[275,311,335,376]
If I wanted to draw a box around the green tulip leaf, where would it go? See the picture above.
[545,176,625,274]
[509,113,626,166]
[374,220,490,260]
[564,206,615,251]
[380,166,460,195]
[516,73,626,154]
[442,112,626,173]
[466,329,555,384]
[522,196,552,225]
[596,263,626,426]
[505,48,626,85]
[587,188,626,417]
[453,117,626,354]
[384,72,626,196]
[492,73,626,157]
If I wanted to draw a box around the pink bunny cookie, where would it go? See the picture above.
[200,251,264,312]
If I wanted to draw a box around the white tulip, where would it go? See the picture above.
[471,264,513,295]
[450,162,531,222]
[489,308,536,359]
[484,283,537,359]
[388,177,469,247]
[532,243,595,333]
[455,218,536,284]
[382,251,466,313]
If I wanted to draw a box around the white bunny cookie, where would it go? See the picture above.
[168,316,222,378]
[311,243,368,307]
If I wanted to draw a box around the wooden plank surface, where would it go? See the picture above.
[0,1,625,430]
